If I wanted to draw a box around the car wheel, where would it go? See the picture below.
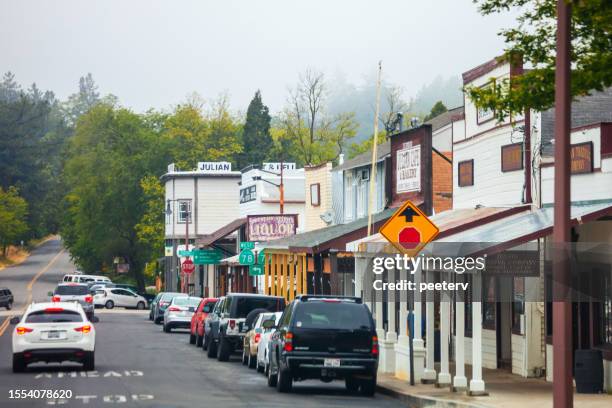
[345,377,360,393]
[202,333,209,351]
[136,301,145,310]
[12,354,25,373]
[207,335,217,358]
[6,302,12,310]
[217,333,231,362]
[241,347,248,365]
[83,352,95,371]
[196,331,203,347]
[148,310,153,321]
[256,361,264,373]
[189,332,196,344]
[105,300,114,309]
[154,316,162,325]
[360,376,376,396]
[163,324,171,333]
[248,353,257,369]
[276,362,292,392]
[267,361,277,387]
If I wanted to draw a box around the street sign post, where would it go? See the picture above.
[181,258,195,274]
[379,200,439,256]
[238,249,256,265]
[240,241,255,250]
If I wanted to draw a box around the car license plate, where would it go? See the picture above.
[324,358,340,367]
[45,331,64,340]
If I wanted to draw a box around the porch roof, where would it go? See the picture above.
[196,217,246,247]
[263,207,397,254]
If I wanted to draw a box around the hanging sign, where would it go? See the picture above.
[247,214,298,242]
[396,145,421,193]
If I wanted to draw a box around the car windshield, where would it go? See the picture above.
[25,310,83,323]
[55,285,89,295]
[234,297,284,318]
[173,297,201,307]
[293,302,372,331]
[160,293,180,302]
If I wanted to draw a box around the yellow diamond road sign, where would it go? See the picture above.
[379,200,439,255]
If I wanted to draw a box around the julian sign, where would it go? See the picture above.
[197,161,232,173]
[247,214,298,242]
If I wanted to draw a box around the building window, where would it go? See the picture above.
[512,277,525,334]
[356,180,367,219]
[501,143,523,172]
[240,185,257,204]
[570,141,593,174]
[344,172,354,221]
[310,183,320,207]
[476,81,496,124]
[177,200,192,223]
[458,160,474,187]
[483,276,496,330]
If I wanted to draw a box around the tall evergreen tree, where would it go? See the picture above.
[239,90,272,168]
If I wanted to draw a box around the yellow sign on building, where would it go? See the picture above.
[379,200,439,255]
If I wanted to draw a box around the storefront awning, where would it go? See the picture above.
[263,208,397,254]
[196,217,246,247]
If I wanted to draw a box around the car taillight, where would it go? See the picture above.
[52,296,61,302]
[84,295,93,303]
[45,307,64,312]
[283,332,293,352]
[254,333,261,343]
[229,319,236,330]
[372,335,379,356]
[74,325,92,334]
[168,306,181,312]
[16,327,33,335]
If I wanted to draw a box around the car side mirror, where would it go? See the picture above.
[47,291,53,297]
[91,316,100,323]
[10,317,20,324]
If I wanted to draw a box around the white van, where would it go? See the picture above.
[62,274,112,284]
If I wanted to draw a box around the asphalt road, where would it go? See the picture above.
[0,240,409,407]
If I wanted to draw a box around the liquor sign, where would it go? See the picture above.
[197,161,232,173]
[247,214,298,242]
[570,142,593,174]
[262,162,296,172]
[396,145,421,193]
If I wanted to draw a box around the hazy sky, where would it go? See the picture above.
[1,0,515,113]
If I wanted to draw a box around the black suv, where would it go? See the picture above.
[0,288,13,310]
[267,295,378,395]
[205,293,285,361]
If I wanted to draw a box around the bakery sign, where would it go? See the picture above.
[247,214,298,242]
[396,145,421,193]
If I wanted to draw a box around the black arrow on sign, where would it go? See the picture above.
[400,206,419,222]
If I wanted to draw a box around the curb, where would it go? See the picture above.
[377,383,492,408]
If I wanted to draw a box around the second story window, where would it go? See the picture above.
[458,160,474,187]
[344,172,354,221]
[177,200,192,223]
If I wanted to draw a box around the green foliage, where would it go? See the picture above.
[347,130,388,159]
[135,175,165,262]
[424,101,448,121]
[0,187,29,256]
[239,90,273,169]
[468,0,612,119]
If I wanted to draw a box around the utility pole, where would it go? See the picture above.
[280,161,285,214]
[367,61,382,236]
[184,203,190,294]
[553,1,572,407]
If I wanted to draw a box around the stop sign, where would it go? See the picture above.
[398,227,421,250]
[181,258,195,274]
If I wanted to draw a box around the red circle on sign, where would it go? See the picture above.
[182,259,195,274]
[398,227,421,250]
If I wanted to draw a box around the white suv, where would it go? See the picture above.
[11,302,96,373]
[95,288,147,310]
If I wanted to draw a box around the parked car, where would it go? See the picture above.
[267,295,378,395]
[113,283,155,304]
[163,296,202,333]
[205,293,285,362]
[49,283,95,321]
[62,274,112,284]
[0,287,14,310]
[11,302,96,372]
[256,312,283,374]
[243,311,277,369]
[189,297,218,346]
[94,288,147,310]
[202,296,224,353]
[149,293,163,321]
[152,292,182,324]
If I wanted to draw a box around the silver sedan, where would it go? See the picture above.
[163,296,202,333]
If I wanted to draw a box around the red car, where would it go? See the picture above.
[189,297,217,347]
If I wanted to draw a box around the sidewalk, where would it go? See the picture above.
[377,368,611,408]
